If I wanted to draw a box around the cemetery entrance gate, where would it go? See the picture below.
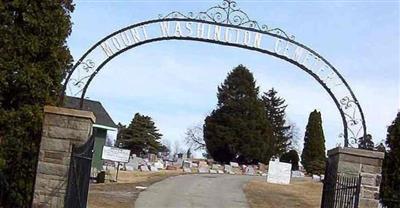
[61,0,367,148]
[59,0,368,207]
[65,133,95,207]
[321,159,362,208]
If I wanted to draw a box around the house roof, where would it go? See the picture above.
[63,96,117,128]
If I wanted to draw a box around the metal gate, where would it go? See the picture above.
[65,132,95,208]
[321,160,362,208]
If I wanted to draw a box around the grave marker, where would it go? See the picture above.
[267,160,292,184]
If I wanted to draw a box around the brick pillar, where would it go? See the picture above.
[32,106,95,208]
[327,147,384,208]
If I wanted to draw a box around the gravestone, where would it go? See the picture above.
[140,165,149,172]
[230,162,239,168]
[224,165,233,174]
[198,161,208,167]
[232,167,242,175]
[126,156,143,171]
[148,153,157,162]
[183,167,192,173]
[175,158,183,167]
[149,166,158,172]
[245,166,256,175]
[291,171,305,177]
[183,160,191,168]
[209,169,217,174]
[154,161,164,170]
[211,164,220,170]
[312,174,321,181]
[267,160,292,184]
[199,166,209,173]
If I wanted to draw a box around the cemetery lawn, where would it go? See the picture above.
[244,177,323,208]
[88,170,182,208]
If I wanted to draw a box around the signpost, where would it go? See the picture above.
[102,146,131,181]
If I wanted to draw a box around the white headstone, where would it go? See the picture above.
[224,165,233,174]
[154,161,164,170]
[199,166,209,173]
[211,164,220,170]
[267,160,292,184]
[183,160,191,168]
[209,169,217,174]
[230,162,239,168]
[312,174,321,181]
[140,165,149,172]
[245,166,255,175]
[126,165,134,171]
[149,166,159,172]
[183,167,192,173]
[175,158,184,167]
[292,171,305,178]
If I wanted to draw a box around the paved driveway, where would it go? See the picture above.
[135,174,263,208]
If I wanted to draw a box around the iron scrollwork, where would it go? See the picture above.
[160,0,295,40]
[340,96,363,145]
[68,59,96,96]
[80,59,95,72]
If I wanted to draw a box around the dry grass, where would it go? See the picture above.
[88,170,182,208]
[244,177,323,208]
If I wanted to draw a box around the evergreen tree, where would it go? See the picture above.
[358,134,375,150]
[118,113,163,156]
[0,1,74,206]
[380,113,400,207]
[262,88,291,157]
[301,110,326,175]
[186,148,192,159]
[204,65,274,164]
[280,149,300,171]
[116,122,127,147]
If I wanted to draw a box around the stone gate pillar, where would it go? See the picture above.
[32,106,95,207]
[326,147,384,208]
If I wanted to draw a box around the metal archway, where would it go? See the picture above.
[61,0,366,147]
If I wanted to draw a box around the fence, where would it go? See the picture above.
[321,164,362,208]
[64,132,95,208]
[321,174,361,208]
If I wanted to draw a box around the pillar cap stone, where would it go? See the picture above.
[328,147,384,159]
[44,105,96,123]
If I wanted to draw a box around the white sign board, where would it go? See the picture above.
[267,160,292,185]
[102,146,130,163]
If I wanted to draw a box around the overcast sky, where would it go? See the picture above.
[68,0,399,154]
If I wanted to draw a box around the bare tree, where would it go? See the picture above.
[162,139,172,152]
[184,124,206,151]
[174,139,184,155]
[159,139,172,157]
[287,120,302,154]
